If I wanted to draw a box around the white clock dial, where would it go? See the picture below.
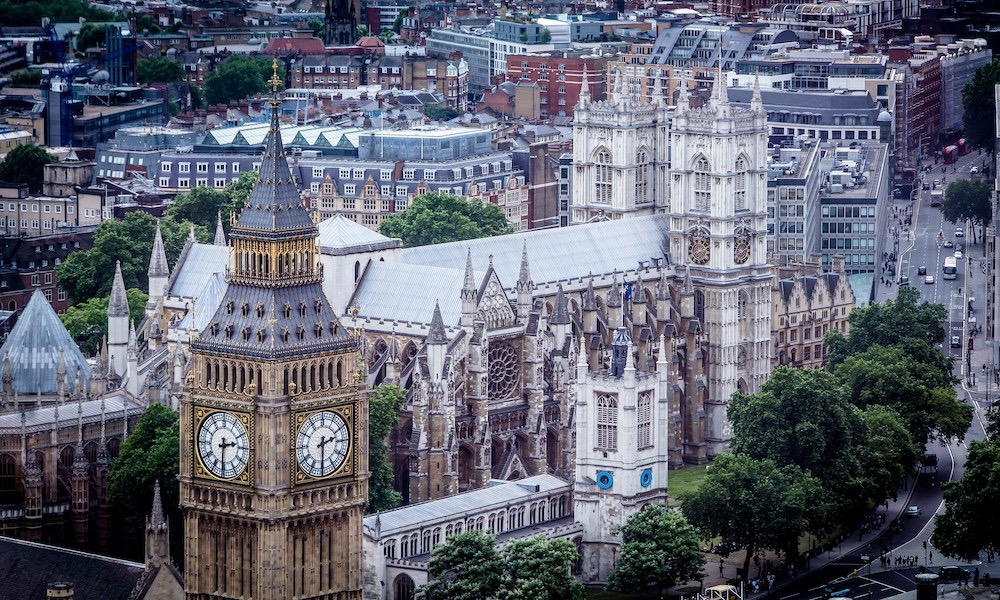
[197,412,250,479]
[296,410,350,478]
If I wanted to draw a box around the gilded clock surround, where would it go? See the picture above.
[291,406,356,486]
[193,407,254,484]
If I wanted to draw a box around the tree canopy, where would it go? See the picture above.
[204,55,283,106]
[108,404,181,563]
[75,23,115,51]
[942,179,993,241]
[961,59,1000,154]
[367,384,404,513]
[608,504,705,595]
[682,454,825,583]
[60,288,147,355]
[423,103,459,121]
[416,531,583,600]
[137,57,183,84]
[379,192,512,247]
[165,185,235,232]
[417,531,504,600]
[932,416,1000,560]
[0,143,55,193]
[56,211,207,304]
[0,0,114,27]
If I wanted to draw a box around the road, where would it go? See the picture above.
[767,150,997,600]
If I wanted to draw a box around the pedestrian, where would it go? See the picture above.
[929,551,933,563]
[720,558,724,576]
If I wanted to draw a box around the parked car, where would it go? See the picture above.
[905,505,922,518]
[937,566,971,582]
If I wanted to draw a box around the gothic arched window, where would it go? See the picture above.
[694,156,711,212]
[735,158,747,211]
[636,150,649,205]
[597,394,618,451]
[595,149,612,204]
[0,454,17,504]
[637,391,652,449]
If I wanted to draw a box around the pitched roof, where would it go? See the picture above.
[167,243,229,299]
[364,474,570,535]
[0,395,143,434]
[0,535,144,600]
[403,214,671,290]
[347,261,483,326]
[0,291,91,395]
[317,215,401,255]
[175,272,227,333]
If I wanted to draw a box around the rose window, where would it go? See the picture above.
[487,341,520,399]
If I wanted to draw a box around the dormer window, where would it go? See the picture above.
[241,302,249,316]
[224,325,233,339]
[281,327,290,342]
[297,325,306,340]
[299,301,308,317]
[314,299,323,314]
[256,304,265,318]
[242,326,251,341]
[257,329,267,343]
[209,322,219,336]
[225,300,234,315]
[283,303,292,319]
[314,323,323,338]
[329,321,339,336]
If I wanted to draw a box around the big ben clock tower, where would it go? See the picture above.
[180,61,367,600]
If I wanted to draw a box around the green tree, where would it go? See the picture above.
[367,384,404,513]
[858,405,921,504]
[307,18,324,38]
[825,287,949,371]
[134,13,161,34]
[378,28,397,44]
[423,103,459,120]
[76,23,115,51]
[56,212,207,303]
[60,288,148,355]
[225,170,258,209]
[0,143,55,193]
[356,25,373,38]
[0,0,114,27]
[932,434,1000,560]
[203,55,282,106]
[137,57,183,84]
[166,185,235,231]
[498,537,584,600]
[942,179,993,243]
[961,59,1000,154]
[379,192,512,247]
[108,404,181,563]
[681,454,825,583]
[392,9,410,34]
[416,530,504,600]
[540,28,552,43]
[728,367,870,525]
[608,504,705,595]
[9,69,42,87]
[834,345,971,443]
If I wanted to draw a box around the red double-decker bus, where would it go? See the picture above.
[943,145,959,164]
[957,138,970,156]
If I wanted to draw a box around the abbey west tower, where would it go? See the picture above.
[179,63,368,600]
[667,74,772,460]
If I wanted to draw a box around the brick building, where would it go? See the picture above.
[503,52,609,119]
[0,227,95,314]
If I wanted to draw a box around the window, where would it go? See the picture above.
[178,178,189,188]
[43,205,50,213]
[352,168,365,180]
[310,182,320,193]
[402,169,415,180]
[380,169,392,180]
[215,162,226,172]
[637,391,652,449]
[595,149,612,204]
[597,394,618,451]
[31,274,39,286]
[232,162,240,173]
[344,184,356,195]
[31,204,37,213]
[214,178,226,188]
[159,177,170,187]
[396,186,408,197]
[339,168,350,179]
[196,178,207,187]
[734,158,747,211]
[178,163,189,173]
[381,185,392,196]
[197,163,208,173]
[635,150,649,204]
[694,156,711,211]
[161,162,172,172]
[313,167,325,178]
[424,169,436,181]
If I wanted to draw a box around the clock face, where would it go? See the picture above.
[296,410,350,478]
[734,229,751,264]
[197,412,250,480]
[688,229,710,265]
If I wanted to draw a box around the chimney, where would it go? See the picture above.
[47,583,74,599]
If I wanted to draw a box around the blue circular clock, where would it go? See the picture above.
[640,468,653,488]
[596,471,613,489]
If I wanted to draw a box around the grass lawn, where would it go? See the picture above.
[667,465,709,502]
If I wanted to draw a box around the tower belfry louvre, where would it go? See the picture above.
[179,60,368,600]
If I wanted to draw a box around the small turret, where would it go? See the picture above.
[147,220,169,302]
[426,301,448,381]
[515,242,533,322]
[145,480,170,568]
[107,261,129,378]
[460,249,477,328]
[578,66,591,108]
[610,326,631,377]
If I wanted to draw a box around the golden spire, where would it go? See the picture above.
[269,58,282,95]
